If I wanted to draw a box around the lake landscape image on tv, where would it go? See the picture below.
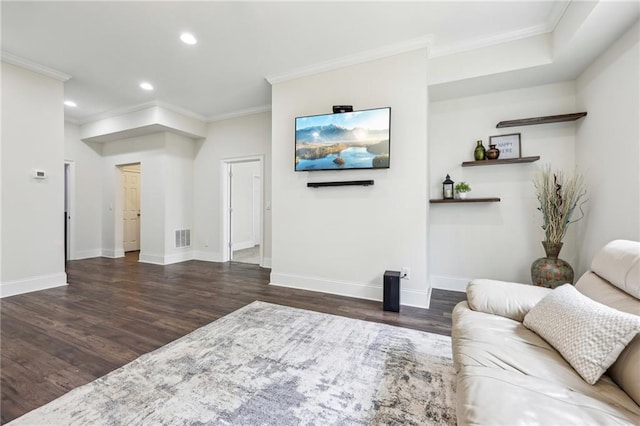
[295,107,390,171]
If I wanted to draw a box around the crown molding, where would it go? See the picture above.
[76,100,207,125]
[429,2,570,59]
[1,51,71,81]
[429,23,551,58]
[207,105,272,122]
[547,1,572,32]
[265,35,433,85]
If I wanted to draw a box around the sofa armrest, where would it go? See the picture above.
[467,279,552,322]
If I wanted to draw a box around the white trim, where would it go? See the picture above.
[1,51,71,81]
[137,252,195,265]
[102,248,125,258]
[430,275,469,293]
[232,240,256,251]
[547,1,572,33]
[163,251,194,265]
[220,155,265,265]
[270,273,430,309]
[76,100,207,125]
[265,35,432,84]
[64,161,76,263]
[0,273,68,298]
[207,105,271,122]
[402,286,432,309]
[138,253,164,265]
[429,23,551,58]
[193,250,222,262]
[73,249,102,260]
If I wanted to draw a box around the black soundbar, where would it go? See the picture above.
[307,180,374,188]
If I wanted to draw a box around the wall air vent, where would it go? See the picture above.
[175,229,191,248]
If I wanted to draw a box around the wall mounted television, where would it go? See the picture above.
[295,107,391,172]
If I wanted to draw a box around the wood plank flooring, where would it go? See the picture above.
[1,252,466,424]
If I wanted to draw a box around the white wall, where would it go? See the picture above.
[100,133,167,260]
[428,82,578,290]
[193,111,272,264]
[270,50,429,307]
[575,21,640,273]
[64,122,103,259]
[163,133,195,263]
[1,62,67,297]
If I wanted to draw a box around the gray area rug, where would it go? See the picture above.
[9,301,456,425]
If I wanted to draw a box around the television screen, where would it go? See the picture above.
[295,107,391,171]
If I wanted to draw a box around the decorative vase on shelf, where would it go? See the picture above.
[531,241,574,288]
[486,144,500,160]
[474,140,486,161]
[458,192,469,199]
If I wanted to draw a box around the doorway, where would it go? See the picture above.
[120,164,141,253]
[221,156,263,265]
[63,161,75,263]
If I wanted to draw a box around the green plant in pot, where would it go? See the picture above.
[531,165,587,288]
[455,182,471,199]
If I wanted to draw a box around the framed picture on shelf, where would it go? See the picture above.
[489,133,521,159]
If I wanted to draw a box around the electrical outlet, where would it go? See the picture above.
[401,267,411,280]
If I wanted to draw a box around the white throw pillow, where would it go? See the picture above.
[523,284,640,384]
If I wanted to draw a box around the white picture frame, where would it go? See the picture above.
[489,133,521,159]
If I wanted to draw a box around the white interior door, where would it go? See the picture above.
[252,175,261,244]
[123,167,141,252]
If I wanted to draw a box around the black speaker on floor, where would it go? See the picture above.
[383,270,401,312]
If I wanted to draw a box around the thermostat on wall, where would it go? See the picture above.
[33,170,47,179]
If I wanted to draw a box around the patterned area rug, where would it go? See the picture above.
[9,301,456,425]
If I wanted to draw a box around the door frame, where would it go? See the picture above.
[220,155,264,264]
[115,162,141,258]
[122,165,141,252]
[64,160,76,261]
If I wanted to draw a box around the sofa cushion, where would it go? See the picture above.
[453,302,640,425]
[523,284,640,384]
[576,271,640,405]
[466,279,551,322]
[591,240,640,299]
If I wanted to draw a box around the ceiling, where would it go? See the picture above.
[0,1,629,124]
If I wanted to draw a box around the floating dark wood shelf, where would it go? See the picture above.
[462,156,540,167]
[496,112,587,128]
[430,197,501,204]
[307,180,374,188]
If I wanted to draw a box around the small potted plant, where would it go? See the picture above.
[455,182,471,199]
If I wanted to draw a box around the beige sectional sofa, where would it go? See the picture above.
[452,240,640,425]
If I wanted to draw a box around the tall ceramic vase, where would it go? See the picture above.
[531,241,574,288]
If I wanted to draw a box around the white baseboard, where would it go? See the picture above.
[0,272,67,298]
[193,250,222,262]
[430,275,469,292]
[163,251,194,265]
[138,253,165,265]
[72,249,102,260]
[102,248,125,258]
[137,251,195,265]
[270,272,430,309]
[232,241,256,251]
[401,284,432,309]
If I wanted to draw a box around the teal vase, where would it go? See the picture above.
[474,140,486,161]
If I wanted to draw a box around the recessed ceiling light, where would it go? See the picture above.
[180,33,197,45]
[140,82,154,91]
[64,100,77,107]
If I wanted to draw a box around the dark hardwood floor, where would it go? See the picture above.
[1,252,466,424]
